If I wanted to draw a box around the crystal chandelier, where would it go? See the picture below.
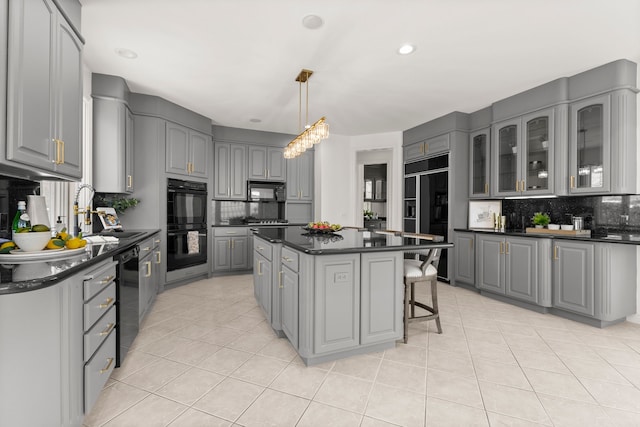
[284,69,329,159]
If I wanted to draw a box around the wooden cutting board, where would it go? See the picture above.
[525,227,591,236]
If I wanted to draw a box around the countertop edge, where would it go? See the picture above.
[454,228,640,245]
[0,229,161,295]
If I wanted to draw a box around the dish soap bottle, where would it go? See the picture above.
[55,216,66,234]
[12,201,31,232]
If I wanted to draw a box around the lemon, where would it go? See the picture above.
[65,237,82,249]
[46,238,65,250]
[79,239,87,248]
[0,241,16,254]
[56,231,69,241]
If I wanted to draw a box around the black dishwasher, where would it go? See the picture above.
[116,246,139,366]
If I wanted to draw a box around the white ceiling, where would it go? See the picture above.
[80,0,640,137]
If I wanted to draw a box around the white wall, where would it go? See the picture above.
[315,132,403,229]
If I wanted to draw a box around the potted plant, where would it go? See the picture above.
[532,212,550,228]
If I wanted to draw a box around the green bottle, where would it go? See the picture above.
[11,201,31,232]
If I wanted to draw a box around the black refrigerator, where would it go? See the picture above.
[403,154,449,280]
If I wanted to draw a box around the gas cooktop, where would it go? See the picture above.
[243,219,289,225]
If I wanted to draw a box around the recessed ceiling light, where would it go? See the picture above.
[302,14,323,30]
[249,118,262,123]
[115,48,138,59]
[397,44,416,55]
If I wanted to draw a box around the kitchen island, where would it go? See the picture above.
[252,226,453,365]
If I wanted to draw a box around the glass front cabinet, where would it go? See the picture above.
[568,94,610,194]
[469,129,490,198]
[491,108,555,197]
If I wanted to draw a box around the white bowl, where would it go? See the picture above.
[548,224,560,230]
[12,231,51,252]
[560,224,574,231]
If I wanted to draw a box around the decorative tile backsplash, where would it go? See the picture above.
[502,195,640,235]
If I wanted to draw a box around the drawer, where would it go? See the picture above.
[85,331,116,412]
[281,247,299,272]
[214,227,248,237]
[83,260,117,302]
[138,237,155,258]
[84,283,116,331]
[254,239,273,261]
[84,305,116,362]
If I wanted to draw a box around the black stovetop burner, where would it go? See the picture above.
[243,218,289,225]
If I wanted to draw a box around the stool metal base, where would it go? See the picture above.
[403,277,441,343]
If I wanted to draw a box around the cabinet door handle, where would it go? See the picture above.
[257,260,262,275]
[264,168,268,178]
[127,175,133,188]
[484,183,489,194]
[279,271,283,288]
[227,186,230,196]
[145,261,152,277]
[228,240,231,248]
[60,139,65,164]
[257,246,264,251]
[99,323,115,336]
[515,181,519,192]
[570,175,576,189]
[99,297,114,309]
[155,251,161,264]
[100,275,114,285]
[505,242,510,254]
[522,180,526,192]
[231,240,234,249]
[100,358,114,374]
[470,239,473,250]
[419,144,423,154]
[499,241,504,254]
[553,246,559,260]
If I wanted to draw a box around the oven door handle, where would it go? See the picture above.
[167,231,207,237]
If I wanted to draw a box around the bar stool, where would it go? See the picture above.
[403,248,442,343]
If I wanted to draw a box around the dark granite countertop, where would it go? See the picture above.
[454,228,640,245]
[0,229,160,295]
[253,226,454,255]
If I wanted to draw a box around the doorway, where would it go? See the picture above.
[356,149,393,229]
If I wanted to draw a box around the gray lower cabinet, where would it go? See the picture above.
[454,232,475,286]
[253,237,280,330]
[138,236,160,323]
[166,122,210,178]
[476,234,551,306]
[4,0,83,180]
[281,247,299,349]
[0,258,117,427]
[214,143,247,199]
[213,227,249,271]
[314,254,361,354]
[552,240,638,324]
[552,240,594,316]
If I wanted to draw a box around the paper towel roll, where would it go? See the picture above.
[27,195,50,228]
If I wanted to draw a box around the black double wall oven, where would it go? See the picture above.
[166,178,208,271]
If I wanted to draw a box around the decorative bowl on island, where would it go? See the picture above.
[303,221,343,233]
[12,230,51,252]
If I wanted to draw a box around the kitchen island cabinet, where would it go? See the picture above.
[252,227,452,365]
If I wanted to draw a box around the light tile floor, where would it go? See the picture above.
[84,274,640,427]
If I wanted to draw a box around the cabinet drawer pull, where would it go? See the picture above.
[226,231,237,234]
[570,175,576,189]
[279,271,283,288]
[99,323,115,336]
[282,256,292,262]
[145,261,152,277]
[100,358,114,374]
[99,297,114,309]
[154,239,161,244]
[155,251,161,264]
[100,275,114,285]
[257,246,264,251]
[553,246,559,260]
[142,246,151,252]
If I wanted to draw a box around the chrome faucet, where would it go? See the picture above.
[73,184,96,236]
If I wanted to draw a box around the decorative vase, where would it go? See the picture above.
[535,225,543,229]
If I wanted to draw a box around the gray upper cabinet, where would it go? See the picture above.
[165,122,210,179]
[93,98,134,193]
[491,108,555,197]
[4,0,82,180]
[214,143,247,199]
[286,150,313,201]
[469,129,490,198]
[403,134,450,163]
[248,146,286,181]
